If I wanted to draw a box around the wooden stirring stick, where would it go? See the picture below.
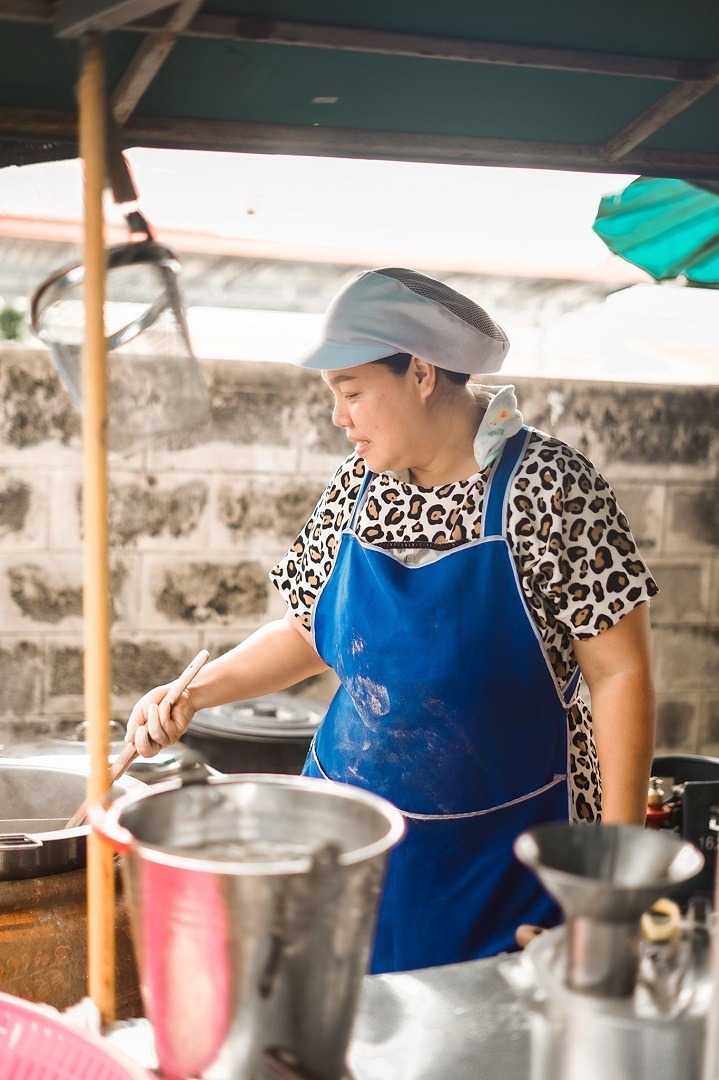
[65,648,210,830]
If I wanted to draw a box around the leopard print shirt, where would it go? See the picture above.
[270,428,659,822]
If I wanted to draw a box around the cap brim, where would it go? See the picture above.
[295,340,400,371]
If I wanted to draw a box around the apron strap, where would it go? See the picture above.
[481,425,532,539]
[482,425,585,713]
[562,664,583,709]
[348,467,374,531]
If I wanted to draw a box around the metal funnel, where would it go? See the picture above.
[515,823,703,997]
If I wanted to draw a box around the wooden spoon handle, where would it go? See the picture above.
[108,742,139,785]
[65,648,210,829]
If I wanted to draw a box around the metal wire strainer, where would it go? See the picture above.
[31,237,210,456]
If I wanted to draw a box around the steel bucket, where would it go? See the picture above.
[92,773,405,1080]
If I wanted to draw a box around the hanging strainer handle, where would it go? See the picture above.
[30,239,192,354]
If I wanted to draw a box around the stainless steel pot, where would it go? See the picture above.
[93,772,405,1080]
[0,863,142,1016]
[0,758,145,879]
[0,757,147,1015]
[48,721,213,785]
[182,694,324,775]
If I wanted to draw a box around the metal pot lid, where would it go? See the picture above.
[51,721,188,777]
[190,694,324,740]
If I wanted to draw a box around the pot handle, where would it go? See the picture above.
[0,834,43,851]
[88,799,134,854]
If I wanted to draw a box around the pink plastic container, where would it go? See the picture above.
[0,991,152,1079]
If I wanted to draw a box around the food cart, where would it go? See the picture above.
[0,3,718,1077]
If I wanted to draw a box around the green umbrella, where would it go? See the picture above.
[592,176,719,286]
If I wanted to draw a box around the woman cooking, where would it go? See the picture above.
[126,268,658,974]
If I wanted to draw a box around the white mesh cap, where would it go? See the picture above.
[295,268,509,375]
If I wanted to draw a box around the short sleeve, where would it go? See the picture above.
[513,437,659,640]
[269,454,365,630]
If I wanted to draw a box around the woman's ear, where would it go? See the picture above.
[411,357,437,402]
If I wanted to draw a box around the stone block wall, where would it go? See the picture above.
[513,377,719,757]
[0,345,717,758]
[0,347,346,739]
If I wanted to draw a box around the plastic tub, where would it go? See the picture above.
[0,991,151,1079]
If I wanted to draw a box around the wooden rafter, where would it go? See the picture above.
[0,2,713,82]
[2,105,719,179]
[603,67,719,160]
[111,0,203,124]
[55,0,176,37]
[2,4,718,165]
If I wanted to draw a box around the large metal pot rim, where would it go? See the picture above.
[0,756,146,834]
[0,758,147,879]
[94,772,406,875]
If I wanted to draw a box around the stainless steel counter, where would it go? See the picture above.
[350,955,528,1079]
[106,954,530,1079]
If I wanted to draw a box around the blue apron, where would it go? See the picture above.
[303,427,578,974]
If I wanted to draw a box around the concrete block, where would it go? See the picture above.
[665,486,719,553]
[0,350,81,461]
[50,473,211,552]
[212,477,323,549]
[48,641,83,696]
[145,359,344,473]
[611,484,664,554]
[0,556,83,630]
[110,556,141,632]
[45,640,84,714]
[48,472,82,551]
[111,637,205,700]
[510,378,719,482]
[655,698,699,754]
[0,555,135,630]
[0,470,48,550]
[200,360,343,456]
[109,473,210,549]
[148,439,300,475]
[141,556,270,627]
[297,447,348,482]
[711,557,719,619]
[697,699,719,758]
[0,639,45,718]
[46,634,206,715]
[0,716,58,743]
[649,560,712,625]
[654,626,719,693]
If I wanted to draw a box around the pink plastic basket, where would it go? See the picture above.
[0,992,152,1080]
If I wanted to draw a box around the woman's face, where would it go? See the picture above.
[323,361,429,475]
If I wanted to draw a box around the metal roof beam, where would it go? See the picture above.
[602,67,719,159]
[160,15,708,81]
[55,0,176,38]
[2,106,719,180]
[111,0,203,124]
[1,4,712,82]
[0,1,53,20]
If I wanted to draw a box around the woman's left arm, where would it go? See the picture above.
[572,603,656,825]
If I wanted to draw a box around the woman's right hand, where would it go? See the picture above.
[126,683,197,758]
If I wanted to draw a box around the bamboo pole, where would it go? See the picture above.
[78,33,116,1024]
